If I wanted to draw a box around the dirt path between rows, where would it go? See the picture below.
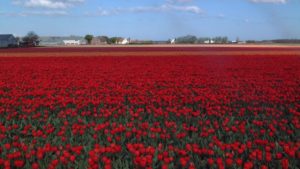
[1,45,300,57]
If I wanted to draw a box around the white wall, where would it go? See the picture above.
[63,40,80,45]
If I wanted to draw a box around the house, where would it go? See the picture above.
[116,38,129,45]
[170,39,176,44]
[204,39,215,44]
[0,34,18,48]
[91,36,108,45]
[63,40,81,45]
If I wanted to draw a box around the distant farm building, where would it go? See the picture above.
[0,34,18,48]
[204,39,215,44]
[170,39,176,44]
[91,36,108,45]
[116,38,129,45]
[63,40,80,45]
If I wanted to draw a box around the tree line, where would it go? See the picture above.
[84,35,126,45]
[174,35,229,44]
[21,31,40,46]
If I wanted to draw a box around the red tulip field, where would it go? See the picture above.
[0,46,299,169]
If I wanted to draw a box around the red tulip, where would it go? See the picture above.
[225,158,233,166]
[13,160,24,168]
[276,153,283,159]
[260,165,268,169]
[281,159,289,169]
[4,144,11,150]
[244,161,253,169]
[236,158,243,166]
[207,158,214,166]
[32,163,39,169]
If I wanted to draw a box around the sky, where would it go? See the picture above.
[0,0,299,40]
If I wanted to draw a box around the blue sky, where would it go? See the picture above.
[0,0,299,40]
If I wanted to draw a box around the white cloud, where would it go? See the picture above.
[87,4,203,16]
[143,4,203,14]
[163,4,202,14]
[12,0,84,9]
[23,10,69,16]
[249,0,288,3]
[167,0,194,3]
[0,10,68,16]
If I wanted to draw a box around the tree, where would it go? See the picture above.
[85,34,94,45]
[22,31,39,46]
[175,35,197,44]
[212,36,228,44]
[109,37,122,44]
[236,37,240,43]
[98,36,110,44]
[221,36,228,44]
[100,36,109,42]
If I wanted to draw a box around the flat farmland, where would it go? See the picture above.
[1,46,300,57]
[0,46,299,169]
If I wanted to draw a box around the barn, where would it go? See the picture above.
[63,40,81,45]
[91,36,108,45]
[116,38,130,45]
[0,34,18,48]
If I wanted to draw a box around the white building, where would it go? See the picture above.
[0,34,18,48]
[204,39,215,44]
[170,39,176,44]
[116,38,129,45]
[63,40,81,45]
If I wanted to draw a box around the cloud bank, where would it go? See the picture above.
[249,0,288,3]
[12,0,85,9]
[7,0,289,17]
[88,4,203,16]
[0,10,69,16]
